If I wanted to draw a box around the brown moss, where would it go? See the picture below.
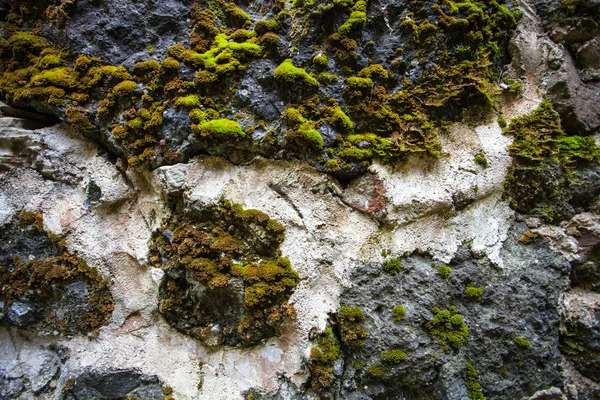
[149,199,299,346]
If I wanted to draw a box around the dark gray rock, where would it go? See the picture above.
[237,59,284,123]
[65,0,193,67]
[332,223,569,400]
[0,376,24,399]
[160,106,194,157]
[65,370,165,400]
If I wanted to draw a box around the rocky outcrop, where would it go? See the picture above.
[1,0,600,399]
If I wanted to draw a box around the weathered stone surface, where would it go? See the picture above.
[334,224,569,400]
[64,0,193,67]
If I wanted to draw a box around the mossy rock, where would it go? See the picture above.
[0,212,113,335]
[149,199,298,347]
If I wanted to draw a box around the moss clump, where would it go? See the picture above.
[274,59,319,88]
[149,199,298,346]
[367,365,385,377]
[338,306,367,350]
[224,2,251,28]
[174,94,201,108]
[383,256,402,276]
[254,19,279,35]
[285,125,324,152]
[513,337,531,348]
[112,80,137,97]
[464,286,484,301]
[313,54,328,68]
[195,119,246,140]
[160,57,180,71]
[133,60,160,74]
[466,360,486,400]
[30,67,78,88]
[504,100,600,223]
[309,327,341,395]
[426,306,469,350]
[380,349,407,363]
[437,265,452,280]
[474,152,488,168]
[393,305,406,322]
[0,212,114,335]
[65,107,93,134]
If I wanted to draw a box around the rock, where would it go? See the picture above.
[236,59,283,123]
[160,106,194,159]
[559,289,600,382]
[0,117,46,130]
[64,0,192,67]
[340,172,387,219]
[65,370,165,400]
[335,223,569,399]
[19,348,61,393]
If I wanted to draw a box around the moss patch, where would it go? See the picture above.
[149,199,298,347]
[0,212,113,335]
[426,306,469,350]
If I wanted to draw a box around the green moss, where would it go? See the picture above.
[504,100,600,223]
[367,365,385,377]
[426,306,469,350]
[358,64,389,80]
[352,359,364,370]
[286,124,324,152]
[344,76,373,91]
[317,72,339,84]
[437,265,452,280]
[224,2,251,28]
[313,54,328,68]
[133,60,160,74]
[30,67,78,88]
[337,1,367,36]
[466,360,486,400]
[474,152,488,168]
[150,199,298,346]
[513,337,531,348]
[3,31,46,52]
[383,257,402,276]
[380,349,407,363]
[174,94,201,108]
[309,327,341,394]
[393,305,406,322]
[112,80,137,97]
[338,306,367,350]
[274,59,319,88]
[255,19,279,35]
[464,286,484,301]
[65,107,93,134]
[195,119,246,139]
[160,57,180,71]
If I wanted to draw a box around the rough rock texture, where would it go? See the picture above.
[1,0,600,399]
